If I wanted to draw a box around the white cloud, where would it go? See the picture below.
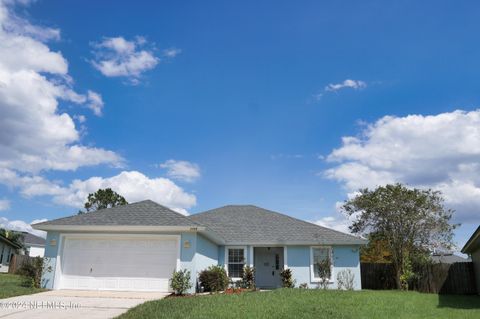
[86,90,104,116]
[0,216,47,238]
[91,36,159,83]
[0,199,10,211]
[313,216,352,234]
[0,0,122,175]
[159,160,201,183]
[73,114,86,123]
[0,169,196,215]
[325,109,480,223]
[325,79,367,92]
[163,48,181,58]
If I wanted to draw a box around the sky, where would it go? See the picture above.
[0,0,479,252]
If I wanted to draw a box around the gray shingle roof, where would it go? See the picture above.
[35,200,199,227]
[431,253,471,264]
[22,232,46,246]
[190,205,366,245]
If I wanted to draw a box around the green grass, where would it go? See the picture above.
[0,274,44,299]
[117,289,480,319]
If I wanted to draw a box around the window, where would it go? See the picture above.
[0,244,4,263]
[227,247,245,279]
[5,247,11,263]
[310,246,332,281]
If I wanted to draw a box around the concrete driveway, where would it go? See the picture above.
[0,290,169,319]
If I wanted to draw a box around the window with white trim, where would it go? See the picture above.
[227,248,245,278]
[311,246,332,280]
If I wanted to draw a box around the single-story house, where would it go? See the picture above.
[0,233,22,273]
[461,225,480,294]
[21,232,46,257]
[33,200,366,293]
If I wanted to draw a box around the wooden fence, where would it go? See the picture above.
[8,254,35,274]
[361,262,477,294]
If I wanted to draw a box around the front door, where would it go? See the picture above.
[254,247,283,288]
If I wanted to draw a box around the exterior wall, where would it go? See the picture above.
[179,232,197,293]
[286,245,362,290]
[42,231,60,289]
[195,234,218,274]
[28,246,45,258]
[472,249,480,294]
[40,230,362,292]
[0,241,13,273]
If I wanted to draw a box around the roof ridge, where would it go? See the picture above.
[191,204,259,216]
[192,204,364,242]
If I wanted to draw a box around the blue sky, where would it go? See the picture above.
[0,0,479,251]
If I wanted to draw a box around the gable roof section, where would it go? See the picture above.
[33,200,200,230]
[0,234,22,249]
[431,253,471,264]
[190,205,366,245]
[461,226,480,254]
[22,232,46,246]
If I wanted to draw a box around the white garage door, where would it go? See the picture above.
[59,235,179,292]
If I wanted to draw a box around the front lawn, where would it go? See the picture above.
[117,289,480,319]
[0,274,44,299]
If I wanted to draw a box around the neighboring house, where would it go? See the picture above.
[33,200,366,293]
[461,225,480,294]
[0,234,22,273]
[21,232,46,257]
[430,252,471,264]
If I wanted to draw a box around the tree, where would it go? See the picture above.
[360,232,393,263]
[342,183,458,289]
[0,228,25,249]
[79,188,128,214]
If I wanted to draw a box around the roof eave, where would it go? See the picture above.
[0,236,22,249]
[32,224,206,232]
[223,240,367,246]
[461,226,480,253]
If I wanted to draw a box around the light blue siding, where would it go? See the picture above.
[41,230,362,292]
[180,232,197,293]
[286,245,362,290]
[218,245,225,266]
[331,246,361,290]
[194,234,219,288]
[42,231,60,289]
[286,246,311,287]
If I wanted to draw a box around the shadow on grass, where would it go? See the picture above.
[437,294,480,309]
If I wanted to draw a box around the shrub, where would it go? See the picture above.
[316,258,331,289]
[280,268,295,288]
[170,269,192,295]
[242,265,255,289]
[299,283,309,289]
[199,265,229,292]
[336,269,355,290]
[17,257,52,288]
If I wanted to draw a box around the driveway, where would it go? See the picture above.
[0,290,169,319]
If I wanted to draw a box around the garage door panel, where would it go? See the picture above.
[59,236,178,292]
